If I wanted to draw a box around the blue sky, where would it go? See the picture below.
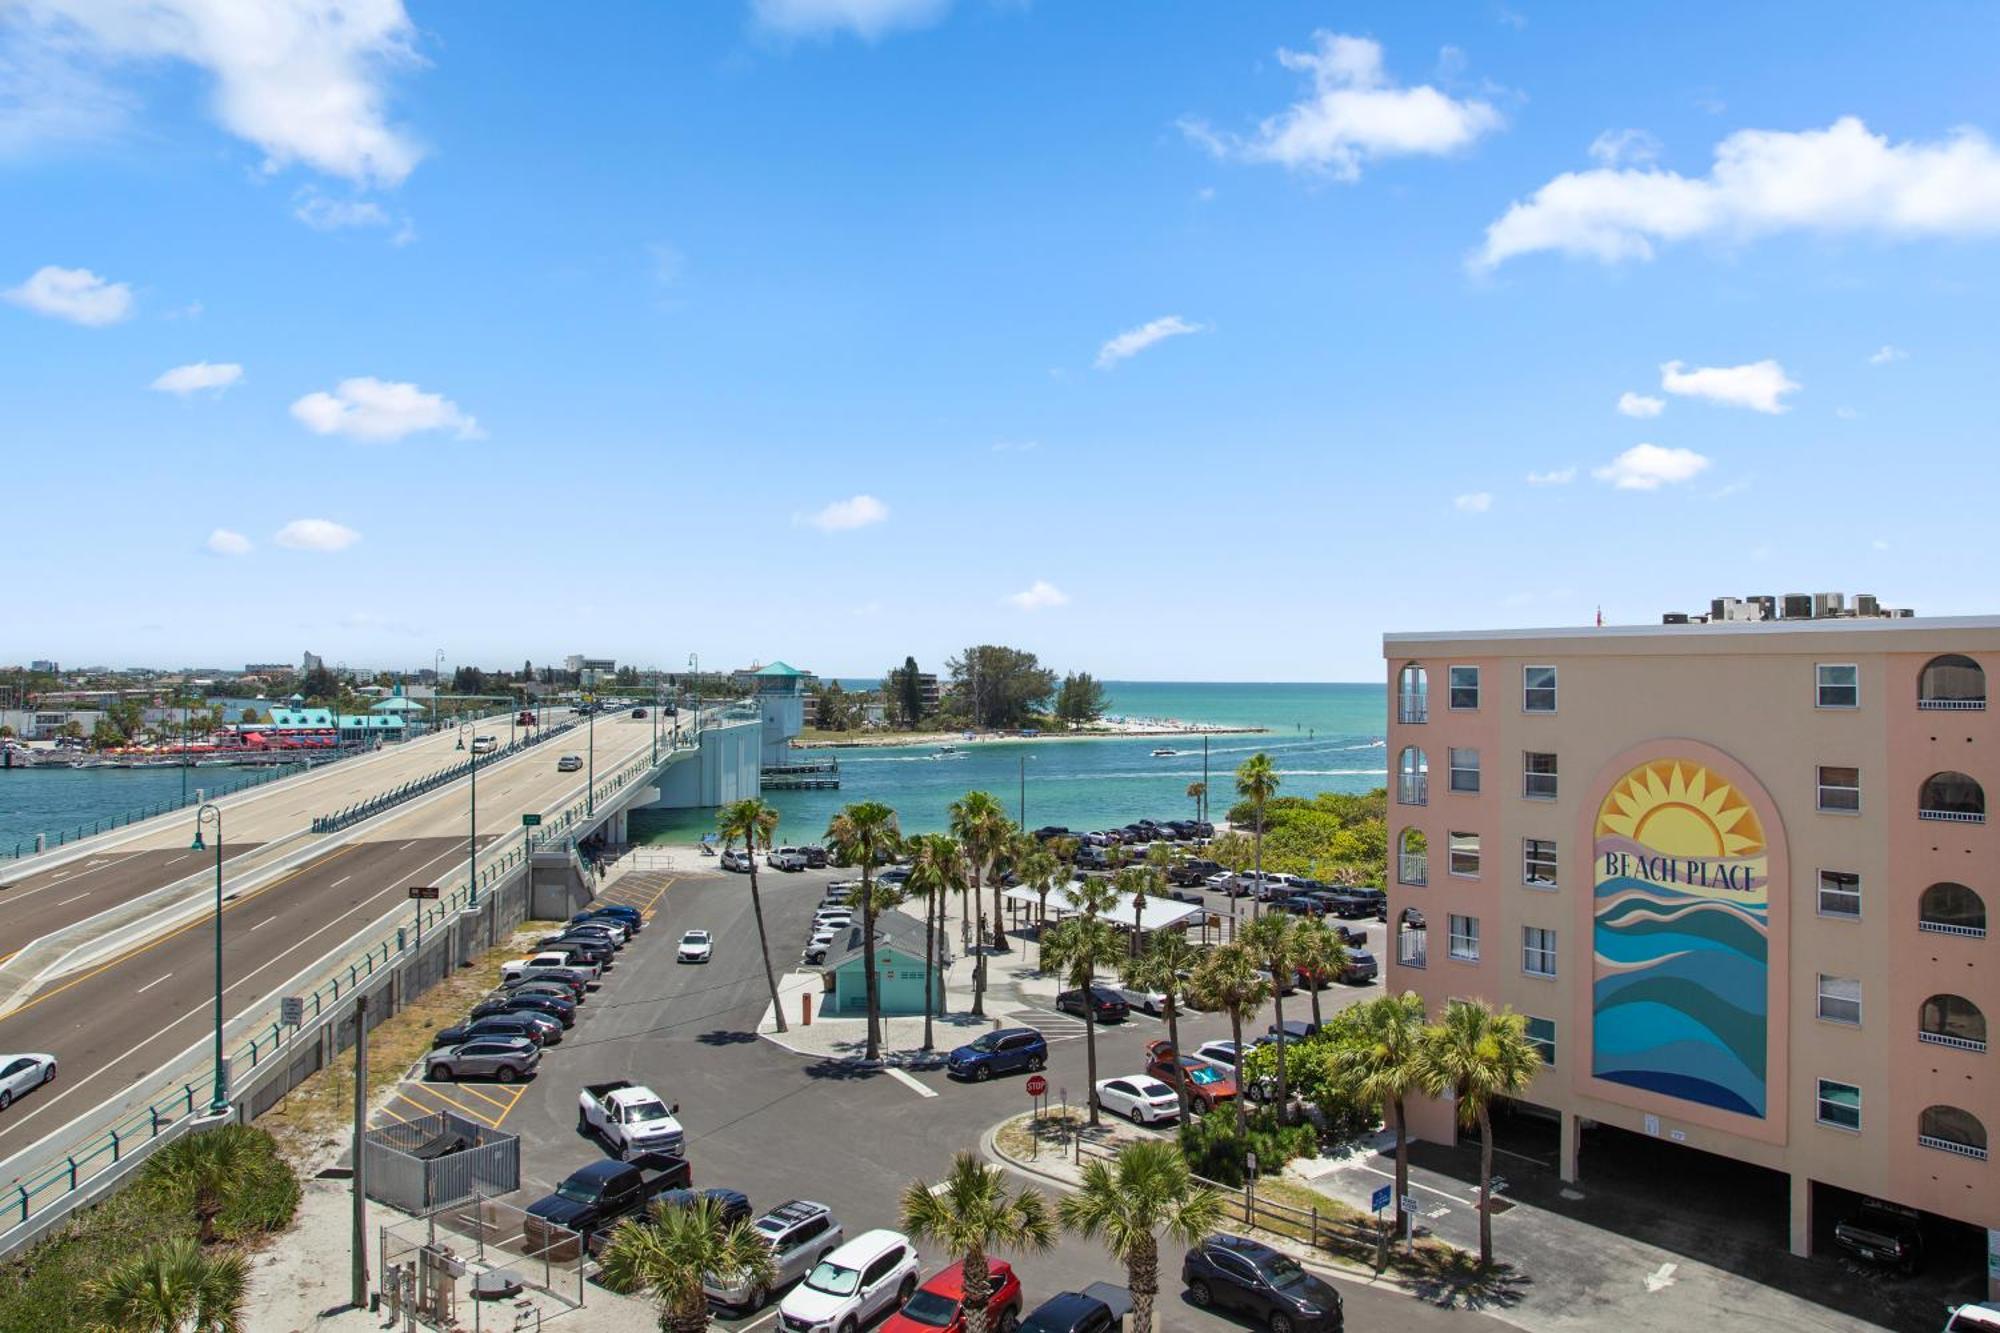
[4,1,1998,682]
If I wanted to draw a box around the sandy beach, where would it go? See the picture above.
[793,717,1266,749]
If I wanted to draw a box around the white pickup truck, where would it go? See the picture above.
[501,951,597,986]
[578,1080,685,1159]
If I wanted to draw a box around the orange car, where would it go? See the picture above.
[1143,1039,1237,1114]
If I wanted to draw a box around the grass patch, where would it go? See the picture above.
[261,920,569,1156]
[1254,1177,1468,1282]
[995,1109,1088,1161]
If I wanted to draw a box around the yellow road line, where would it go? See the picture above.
[448,1082,513,1111]
[403,1081,504,1126]
[487,1084,528,1128]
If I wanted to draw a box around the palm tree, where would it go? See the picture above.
[950,790,1014,1013]
[1242,913,1303,1117]
[902,1152,1055,1333]
[1059,1139,1226,1333]
[1233,753,1280,920]
[1116,864,1155,960]
[1119,931,1203,1120]
[824,801,902,1062]
[904,833,964,1051]
[1416,999,1544,1266]
[1287,917,1349,1031]
[1014,841,1061,968]
[1338,992,1429,1241]
[1040,878,1124,1127]
[600,1194,777,1331]
[86,1237,247,1333]
[144,1126,262,1245]
[1186,780,1207,825]
[1187,942,1270,1135]
[717,798,788,1034]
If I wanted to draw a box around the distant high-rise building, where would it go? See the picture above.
[302,650,324,674]
[28,660,57,673]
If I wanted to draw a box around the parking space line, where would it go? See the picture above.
[487,1084,528,1127]
[1352,1163,1478,1208]
[448,1083,514,1111]
[410,1084,507,1125]
[886,1067,937,1099]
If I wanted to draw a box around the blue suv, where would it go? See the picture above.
[947,1027,1047,1081]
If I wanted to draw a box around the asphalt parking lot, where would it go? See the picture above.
[413,861,1491,1331]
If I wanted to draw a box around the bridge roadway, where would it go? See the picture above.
[0,712,669,1175]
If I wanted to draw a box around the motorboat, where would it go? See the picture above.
[1151,747,1179,758]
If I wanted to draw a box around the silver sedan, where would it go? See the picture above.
[0,1053,56,1112]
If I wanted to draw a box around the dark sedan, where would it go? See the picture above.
[1184,1233,1342,1332]
[434,1014,558,1048]
[471,992,575,1027]
[1055,986,1129,1023]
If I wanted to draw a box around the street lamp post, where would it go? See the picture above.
[586,695,596,816]
[688,653,700,745]
[468,736,479,907]
[190,804,229,1115]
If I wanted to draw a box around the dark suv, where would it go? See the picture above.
[947,1027,1048,1081]
[1057,986,1129,1023]
[1170,858,1222,887]
[1184,1233,1342,1332]
[1833,1200,1924,1273]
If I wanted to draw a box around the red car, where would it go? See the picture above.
[882,1258,1023,1333]
[1144,1039,1237,1115]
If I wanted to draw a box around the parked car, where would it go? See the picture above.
[1170,859,1222,887]
[425,1036,540,1084]
[706,1198,846,1311]
[433,1014,557,1049]
[1833,1199,1924,1273]
[770,847,807,872]
[821,883,856,905]
[502,951,597,986]
[566,914,631,943]
[1094,1076,1181,1126]
[801,845,829,869]
[678,929,714,963]
[803,929,839,964]
[1945,1305,2000,1333]
[1338,949,1379,985]
[721,848,753,872]
[775,1228,920,1333]
[1144,1041,1236,1114]
[557,753,584,772]
[536,936,615,970]
[501,975,586,1003]
[946,1027,1048,1081]
[1113,981,1170,1016]
[1056,986,1129,1023]
[578,1080,684,1159]
[583,903,644,930]
[1032,825,1071,841]
[1252,967,1297,997]
[0,1053,56,1112]
[883,1258,1023,1333]
[471,991,575,1028]
[1266,1018,1319,1045]
[1193,1039,1242,1068]
[1276,895,1324,917]
[658,1186,752,1229]
[1018,1284,1132,1333]
[1183,1233,1342,1331]
[524,1152,692,1254]
[1332,925,1367,949]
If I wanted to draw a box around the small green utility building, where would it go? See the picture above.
[826,928,943,1017]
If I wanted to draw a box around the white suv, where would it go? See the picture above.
[706,1199,844,1310]
[777,1228,918,1332]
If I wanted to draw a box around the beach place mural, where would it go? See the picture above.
[1592,758,1773,1118]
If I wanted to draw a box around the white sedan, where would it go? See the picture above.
[676,930,714,964]
[0,1053,56,1112]
[1114,982,1170,1016]
[1194,1040,1243,1067]
[1095,1075,1181,1126]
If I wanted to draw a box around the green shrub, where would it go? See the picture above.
[1177,1110,1317,1188]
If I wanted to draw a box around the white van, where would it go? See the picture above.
[775,1227,918,1332]
[1946,1305,2000,1333]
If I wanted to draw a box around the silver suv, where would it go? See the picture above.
[705,1199,845,1310]
[426,1036,540,1083]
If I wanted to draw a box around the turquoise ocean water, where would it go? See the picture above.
[631,681,1388,843]
[0,764,299,856]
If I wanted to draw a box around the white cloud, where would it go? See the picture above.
[1453,492,1493,513]
[801,494,889,533]
[1869,344,1908,365]
[1660,358,1799,413]
[204,527,252,556]
[290,377,480,442]
[1180,30,1501,181]
[151,361,243,396]
[1095,315,1204,369]
[1004,580,1069,611]
[1616,391,1665,418]
[1477,117,2000,268]
[293,188,390,230]
[273,518,359,551]
[1525,467,1576,485]
[751,0,949,38]
[1589,128,1661,168]
[1592,443,1712,491]
[4,265,133,325]
[1872,538,1890,550]
[2,0,425,187]
[1835,405,1859,420]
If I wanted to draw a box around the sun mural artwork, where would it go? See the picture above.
[1593,759,1772,1118]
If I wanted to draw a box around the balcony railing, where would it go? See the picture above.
[1919,1029,1988,1053]
[1919,697,1987,711]
[1918,808,1987,824]
[1919,919,1988,939]
[1397,946,1428,970]
[1398,699,1429,724]
[1398,854,1428,886]
[1918,1133,1989,1161]
[1397,776,1429,806]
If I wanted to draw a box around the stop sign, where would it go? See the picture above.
[1026,1074,1048,1097]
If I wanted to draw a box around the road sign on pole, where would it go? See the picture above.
[1026,1074,1048,1097]
[281,996,305,1027]
[407,885,440,900]
[1371,1184,1392,1214]
[522,813,541,827]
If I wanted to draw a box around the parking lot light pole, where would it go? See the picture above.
[190,804,229,1115]
[468,738,479,908]
[587,695,596,816]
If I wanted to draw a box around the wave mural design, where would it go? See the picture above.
[1591,759,1772,1119]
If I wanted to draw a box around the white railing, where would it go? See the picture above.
[1919,919,1988,939]
[1918,697,1987,711]
[1919,1133,1988,1160]
[1397,776,1429,806]
[1919,808,1987,824]
[1398,854,1427,886]
[1919,1029,1988,1053]
[1397,697,1429,724]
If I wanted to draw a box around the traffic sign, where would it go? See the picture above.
[281,996,305,1026]
[522,813,542,827]
[407,885,440,900]
[1401,1195,1420,1214]
[1026,1074,1048,1097]
[1371,1185,1393,1213]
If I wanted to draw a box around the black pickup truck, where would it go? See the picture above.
[524,1151,692,1256]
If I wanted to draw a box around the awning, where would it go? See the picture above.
[1002,882,1204,933]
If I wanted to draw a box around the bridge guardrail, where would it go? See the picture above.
[5,761,307,861]
[310,716,582,834]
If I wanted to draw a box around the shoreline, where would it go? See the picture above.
[792,721,1268,750]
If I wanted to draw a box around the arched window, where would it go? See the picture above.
[1397,663,1430,725]
[1920,995,1987,1051]
[1919,1105,1989,1160]
[1918,771,1986,823]
[1918,882,1987,938]
[1398,828,1428,885]
[1919,655,1987,711]
[1396,908,1429,969]
[1397,746,1430,806]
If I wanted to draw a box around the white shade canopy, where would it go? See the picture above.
[1002,881,1203,933]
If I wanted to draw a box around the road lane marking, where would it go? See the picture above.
[1645,1262,1677,1292]
[1353,1163,1477,1207]
[164,855,186,866]
[886,1067,937,1099]
[50,873,69,882]
[251,918,277,931]
[399,842,416,851]
[55,894,89,906]
[332,876,351,887]
[135,973,173,994]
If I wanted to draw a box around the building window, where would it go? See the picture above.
[1817,974,1862,1025]
[1397,746,1429,806]
[1397,829,1428,886]
[1918,654,1987,711]
[1523,665,1558,713]
[1523,838,1557,888]
[1448,665,1480,711]
[1525,1016,1555,1067]
[1817,870,1860,919]
[1523,751,1558,800]
[1522,927,1557,978]
[1816,766,1860,813]
[1919,1105,1988,1160]
[1816,1079,1861,1131]
[1918,771,1987,824]
[1919,881,1987,938]
[1397,911,1428,969]
[1397,663,1429,724]
[1448,832,1480,878]
[1919,994,1988,1052]
[1447,914,1480,962]
[1448,747,1481,794]
[1815,663,1859,709]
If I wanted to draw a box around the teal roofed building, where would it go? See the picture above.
[752,660,809,767]
[261,705,406,743]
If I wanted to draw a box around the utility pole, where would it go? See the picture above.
[351,991,370,1310]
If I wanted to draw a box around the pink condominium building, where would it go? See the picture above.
[1383,617,1998,1260]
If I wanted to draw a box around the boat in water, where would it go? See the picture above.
[932,745,965,760]
[1151,747,1179,758]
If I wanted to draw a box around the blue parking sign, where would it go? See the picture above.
[1371,1184,1393,1213]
